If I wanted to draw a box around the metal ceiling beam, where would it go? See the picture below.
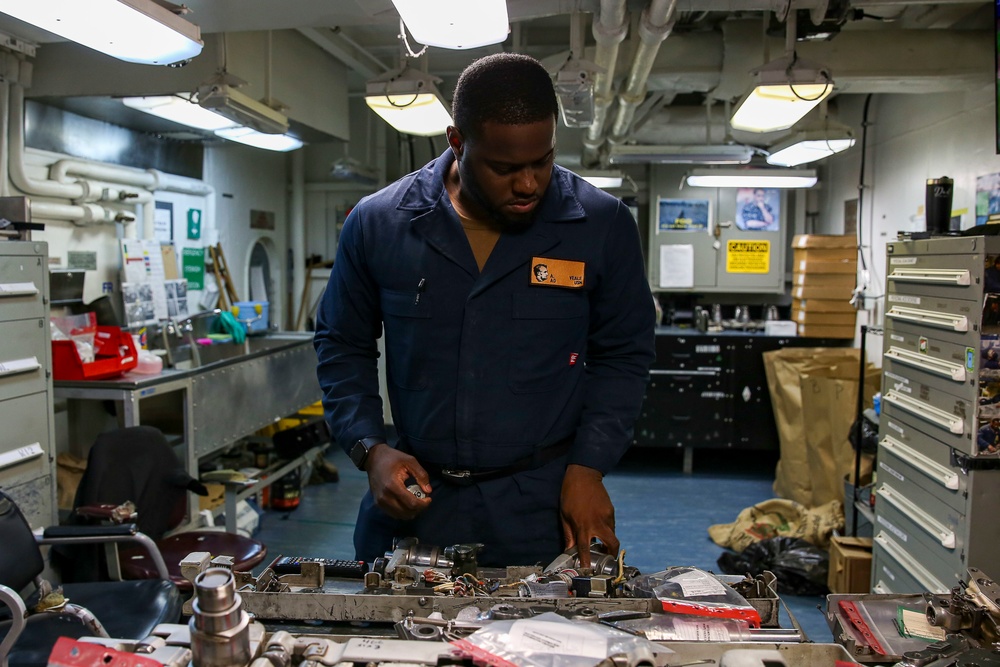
[297,26,388,79]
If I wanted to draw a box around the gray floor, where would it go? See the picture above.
[253,445,834,643]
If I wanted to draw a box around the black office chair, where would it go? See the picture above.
[0,490,181,667]
[58,426,267,593]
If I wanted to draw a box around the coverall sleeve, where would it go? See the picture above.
[313,203,387,451]
[569,200,656,473]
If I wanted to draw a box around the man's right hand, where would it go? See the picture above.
[365,444,432,520]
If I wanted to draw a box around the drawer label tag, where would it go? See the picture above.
[881,565,896,581]
[878,515,908,543]
[695,345,720,353]
[879,461,905,483]
[889,294,921,305]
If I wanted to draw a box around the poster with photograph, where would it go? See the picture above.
[658,198,709,232]
[164,280,190,319]
[735,188,780,231]
[975,172,1000,226]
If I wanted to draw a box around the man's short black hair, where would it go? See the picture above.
[452,53,558,139]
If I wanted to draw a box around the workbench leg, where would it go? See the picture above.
[224,486,238,534]
[683,446,693,475]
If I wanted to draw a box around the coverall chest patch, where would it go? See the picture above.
[530,257,585,288]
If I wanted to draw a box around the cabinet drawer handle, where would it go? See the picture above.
[884,346,965,382]
[880,435,959,490]
[874,531,949,593]
[669,415,692,422]
[0,442,43,472]
[0,281,38,298]
[649,369,718,377]
[0,356,40,378]
[888,268,970,286]
[876,483,956,549]
[882,390,963,435]
[886,306,968,332]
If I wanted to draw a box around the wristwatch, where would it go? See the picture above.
[349,436,384,470]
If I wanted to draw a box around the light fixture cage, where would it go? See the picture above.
[365,66,453,137]
[730,54,834,134]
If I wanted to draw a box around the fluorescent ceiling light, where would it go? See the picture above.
[577,171,623,189]
[609,144,753,165]
[766,122,856,166]
[365,67,453,137]
[215,127,303,152]
[122,94,237,131]
[730,54,833,133]
[686,168,817,189]
[198,83,289,135]
[391,0,508,49]
[0,0,202,65]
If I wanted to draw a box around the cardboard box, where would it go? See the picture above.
[791,272,857,287]
[797,323,857,338]
[792,297,857,313]
[792,285,855,300]
[794,258,858,274]
[764,320,797,336]
[792,309,858,326]
[792,234,857,249]
[828,536,873,594]
[793,247,858,263]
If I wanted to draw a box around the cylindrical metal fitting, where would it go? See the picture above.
[190,568,252,667]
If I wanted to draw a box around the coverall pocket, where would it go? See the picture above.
[381,288,431,390]
[509,292,587,394]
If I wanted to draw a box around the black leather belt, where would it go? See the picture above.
[427,437,573,486]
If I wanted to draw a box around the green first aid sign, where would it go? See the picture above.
[187,208,202,240]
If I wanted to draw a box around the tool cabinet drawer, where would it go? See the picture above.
[0,252,46,322]
[872,531,954,594]
[880,383,974,456]
[874,482,965,578]
[883,328,977,378]
[882,355,972,407]
[0,392,52,487]
[885,294,982,344]
[0,318,48,403]
[886,252,983,301]
[877,435,965,513]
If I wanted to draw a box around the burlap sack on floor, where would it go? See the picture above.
[708,497,844,553]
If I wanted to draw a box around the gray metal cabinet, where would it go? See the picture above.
[0,241,56,528]
[873,235,1000,594]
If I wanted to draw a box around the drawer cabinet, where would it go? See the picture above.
[874,236,1000,593]
[0,242,55,529]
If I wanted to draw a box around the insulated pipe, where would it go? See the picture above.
[30,200,127,225]
[8,84,86,201]
[581,0,629,167]
[290,149,305,330]
[609,0,679,144]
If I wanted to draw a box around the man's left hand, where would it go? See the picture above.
[560,464,619,569]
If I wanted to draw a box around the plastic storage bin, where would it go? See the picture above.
[52,326,138,381]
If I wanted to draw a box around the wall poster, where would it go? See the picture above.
[658,198,709,232]
[735,188,780,231]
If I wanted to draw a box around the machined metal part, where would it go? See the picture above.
[189,568,253,667]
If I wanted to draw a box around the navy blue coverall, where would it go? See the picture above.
[314,150,655,566]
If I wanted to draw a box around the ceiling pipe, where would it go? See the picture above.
[607,0,679,148]
[581,0,629,168]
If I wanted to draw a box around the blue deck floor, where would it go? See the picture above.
[253,445,833,643]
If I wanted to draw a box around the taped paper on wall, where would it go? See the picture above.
[659,244,694,288]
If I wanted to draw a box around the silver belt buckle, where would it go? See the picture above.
[440,468,473,484]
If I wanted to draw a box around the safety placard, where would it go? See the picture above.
[726,240,770,274]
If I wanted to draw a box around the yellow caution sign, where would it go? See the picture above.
[726,240,770,274]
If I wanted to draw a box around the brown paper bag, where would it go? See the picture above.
[800,362,881,506]
[763,348,863,505]
[56,452,87,510]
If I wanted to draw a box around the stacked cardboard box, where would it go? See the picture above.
[791,235,858,338]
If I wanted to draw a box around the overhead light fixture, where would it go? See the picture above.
[685,168,817,189]
[0,0,203,65]
[554,60,597,128]
[576,170,623,189]
[609,144,754,165]
[215,127,303,152]
[391,0,508,49]
[198,82,290,135]
[122,94,237,131]
[730,54,833,133]
[365,66,453,137]
[766,119,856,166]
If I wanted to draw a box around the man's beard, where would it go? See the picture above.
[458,161,536,233]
